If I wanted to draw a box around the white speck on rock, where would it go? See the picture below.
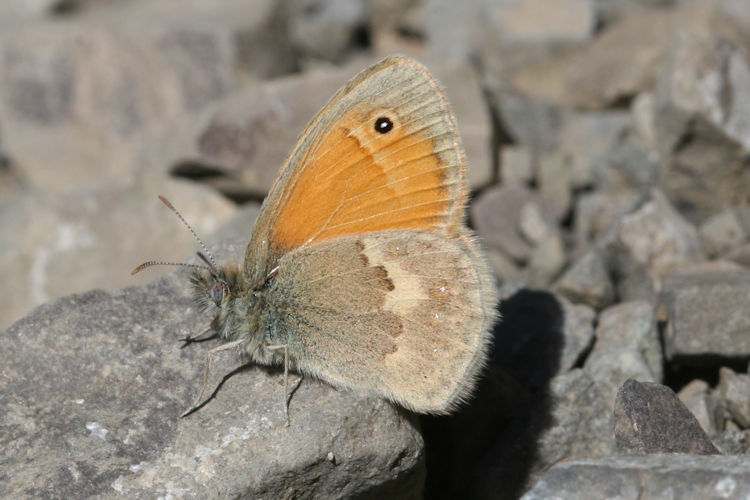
[129,462,145,473]
[195,445,222,459]
[715,476,737,497]
[111,476,124,493]
[220,426,253,449]
[124,428,137,445]
[68,462,81,481]
[86,422,108,440]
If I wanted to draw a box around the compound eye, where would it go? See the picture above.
[209,282,225,306]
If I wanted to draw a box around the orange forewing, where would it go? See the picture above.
[271,104,455,248]
[244,56,468,280]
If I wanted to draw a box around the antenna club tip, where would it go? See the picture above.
[131,263,148,275]
[158,195,175,211]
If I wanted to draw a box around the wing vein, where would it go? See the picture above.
[323,200,452,230]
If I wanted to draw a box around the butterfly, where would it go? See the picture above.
[133,55,498,422]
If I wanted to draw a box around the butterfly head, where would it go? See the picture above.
[190,265,238,312]
[131,196,254,340]
[190,261,263,345]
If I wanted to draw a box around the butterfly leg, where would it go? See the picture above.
[267,343,292,426]
[179,325,217,348]
[180,339,245,418]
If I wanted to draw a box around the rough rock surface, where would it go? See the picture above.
[660,269,750,364]
[0,239,424,499]
[614,379,720,455]
[584,301,662,406]
[522,455,750,500]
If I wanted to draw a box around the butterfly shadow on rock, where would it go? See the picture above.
[421,289,565,500]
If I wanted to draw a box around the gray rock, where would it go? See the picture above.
[500,146,533,185]
[553,248,615,310]
[726,242,750,267]
[614,379,720,455]
[537,152,573,221]
[719,0,750,32]
[714,429,750,455]
[500,95,706,311]
[480,40,583,107]
[565,0,748,115]
[527,232,567,287]
[699,209,748,258]
[657,12,750,153]
[663,259,748,277]
[653,12,750,221]
[471,0,597,98]
[288,0,367,63]
[660,268,750,364]
[0,239,424,498]
[424,0,485,63]
[592,0,692,29]
[572,190,640,253]
[0,0,289,193]
[593,138,658,193]
[496,280,528,302]
[489,86,564,156]
[557,297,596,372]
[584,301,662,406]
[555,110,632,191]
[519,200,552,246]
[484,205,567,284]
[0,0,57,25]
[485,249,523,282]
[718,367,750,429]
[0,147,23,200]
[367,0,426,37]
[531,369,614,484]
[0,180,238,332]
[655,115,750,225]
[483,0,595,44]
[631,90,658,152]
[678,379,720,438]
[562,7,678,109]
[612,189,705,303]
[523,454,750,500]
[427,0,594,73]
[731,206,750,241]
[472,184,557,262]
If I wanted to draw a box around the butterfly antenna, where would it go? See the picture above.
[158,195,219,272]
[196,252,217,271]
[131,261,211,276]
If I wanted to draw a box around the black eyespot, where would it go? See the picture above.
[374,116,393,134]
